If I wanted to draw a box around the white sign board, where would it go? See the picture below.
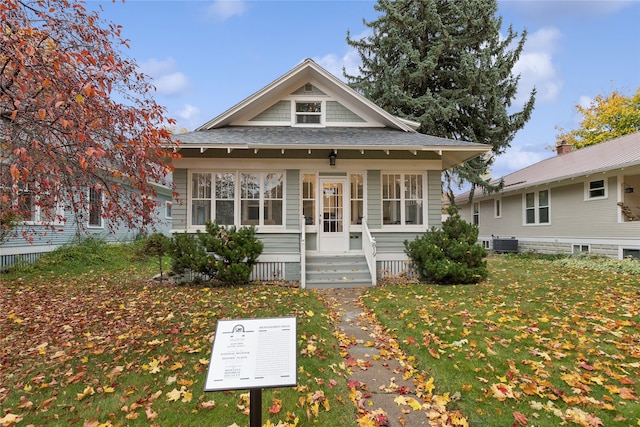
[204,317,297,391]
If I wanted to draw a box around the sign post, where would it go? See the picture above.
[204,317,297,427]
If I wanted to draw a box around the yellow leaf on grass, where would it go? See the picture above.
[166,388,181,402]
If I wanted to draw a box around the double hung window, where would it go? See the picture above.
[302,174,316,226]
[350,173,364,225]
[587,179,606,199]
[382,173,423,226]
[525,190,549,225]
[88,188,104,228]
[295,101,322,125]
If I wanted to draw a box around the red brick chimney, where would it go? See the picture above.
[556,140,573,156]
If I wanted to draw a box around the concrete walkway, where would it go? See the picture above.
[318,287,435,427]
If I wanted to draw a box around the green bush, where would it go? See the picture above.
[168,232,207,278]
[143,233,171,280]
[404,208,488,284]
[169,222,264,285]
[198,221,263,285]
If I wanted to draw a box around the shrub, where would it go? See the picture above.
[198,221,263,285]
[143,233,171,281]
[404,208,488,284]
[168,232,207,278]
[168,222,264,285]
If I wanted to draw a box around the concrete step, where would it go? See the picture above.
[305,254,372,289]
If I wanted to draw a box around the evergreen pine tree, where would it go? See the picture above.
[346,0,536,204]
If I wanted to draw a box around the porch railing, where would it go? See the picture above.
[362,219,377,286]
[300,214,306,289]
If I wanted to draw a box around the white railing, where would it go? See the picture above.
[300,214,306,289]
[362,219,377,286]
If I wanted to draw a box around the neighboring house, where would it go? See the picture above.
[0,183,173,268]
[169,59,490,288]
[455,132,640,260]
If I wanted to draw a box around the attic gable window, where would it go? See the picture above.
[295,101,322,125]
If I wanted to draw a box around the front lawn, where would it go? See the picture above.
[364,255,640,427]
[0,245,353,427]
[1,244,638,427]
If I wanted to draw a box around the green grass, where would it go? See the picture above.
[365,255,640,426]
[0,241,354,427]
[2,245,639,427]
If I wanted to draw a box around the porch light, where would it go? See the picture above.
[329,150,337,167]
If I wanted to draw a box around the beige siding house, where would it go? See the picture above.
[456,132,640,259]
[169,59,491,287]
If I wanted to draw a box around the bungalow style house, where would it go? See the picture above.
[169,59,491,288]
[456,132,640,260]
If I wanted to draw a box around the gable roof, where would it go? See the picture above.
[196,58,418,132]
[458,132,640,200]
[174,59,491,168]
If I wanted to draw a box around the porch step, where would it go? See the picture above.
[305,254,372,289]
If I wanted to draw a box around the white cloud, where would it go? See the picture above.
[140,58,190,96]
[492,145,551,177]
[313,51,361,82]
[175,104,201,131]
[578,95,593,109]
[512,27,563,106]
[207,0,246,22]
[314,30,369,82]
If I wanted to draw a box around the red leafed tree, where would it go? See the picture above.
[0,0,179,242]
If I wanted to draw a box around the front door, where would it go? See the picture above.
[319,178,348,253]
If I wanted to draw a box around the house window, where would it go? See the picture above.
[215,172,235,225]
[190,171,284,228]
[191,172,212,226]
[586,179,606,199]
[382,173,423,226]
[240,172,283,226]
[302,173,316,226]
[494,198,501,218]
[165,201,173,219]
[295,101,322,125]
[16,188,37,222]
[88,188,104,228]
[572,244,589,254]
[525,190,550,225]
[350,173,364,225]
[472,202,479,225]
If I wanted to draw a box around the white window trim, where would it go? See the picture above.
[87,188,105,229]
[302,172,318,232]
[9,185,64,226]
[584,178,608,201]
[472,202,479,226]
[165,201,173,220]
[349,171,366,230]
[523,189,551,226]
[188,170,286,230]
[292,100,325,127]
[572,244,590,254]
[494,198,502,218]
[381,171,427,229]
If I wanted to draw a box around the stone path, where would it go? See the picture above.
[318,287,433,427]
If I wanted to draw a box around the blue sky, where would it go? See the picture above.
[95,0,640,179]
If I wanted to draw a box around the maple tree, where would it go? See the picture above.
[555,87,640,149]
[0,0,178,241]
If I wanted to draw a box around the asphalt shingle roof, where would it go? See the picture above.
[173,126,487,149]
